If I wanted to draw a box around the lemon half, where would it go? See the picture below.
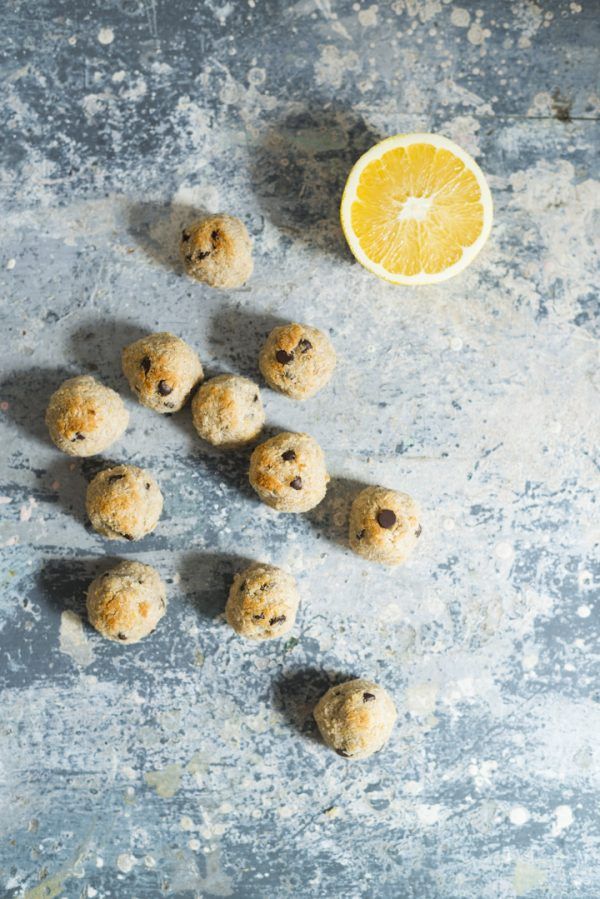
[340,133,493,285]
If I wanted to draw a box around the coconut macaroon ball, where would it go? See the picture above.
[225,563,300,640]
[314,679,397,760]
[122,332,203,414]
[192,375,265,448]
[249,431,329,513]
[180,214,253,289]
[86,560,167,644]
[45,375,129,457]
[348,486,422,566]
[86,465,163,541]
[259,322,336,400]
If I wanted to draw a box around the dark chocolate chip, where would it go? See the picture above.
[145,483,151,490]
[290,477,302,490]
[363,692,376,702]
[117,633,127,641]
[196,250,210,260]
[269,615,287,626]
[108,474,125,483]
[123,534,134,541]
[275,349,294,365]
[415,524,422,538]
[336,748,351,758]
[163,401,175,409]
[356,529,365,540]
[253,613,265,620]
[140,356,151,374]
[253,395,259,402]
[377,509,396,529]
[297,338,312,353]
[211,229,220,242]
[157,380,173,396]
[185,254,193,263]
[182,231,190,242]
[281,449,296,462]
[73,432,85,441]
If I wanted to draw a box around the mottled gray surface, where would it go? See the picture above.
[1,1,599,897]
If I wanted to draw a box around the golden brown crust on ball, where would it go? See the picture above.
[259,323,336,400]
[313,679,397,760]
[225,563,299,640]
[122,332,203,414]
[249,431,329,512]
[348,486,421,566]
[45,375,129,457]
[86,560,166,644]
[191,375,265,447]
[86,465,163,541]
[180,214,253,288]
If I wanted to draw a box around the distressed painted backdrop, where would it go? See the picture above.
[0,0,598,897]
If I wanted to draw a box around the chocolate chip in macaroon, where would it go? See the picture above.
[415,524,422,538]
[377,509,396,529]
[253,613,265,620]
[336,748,351,758]
[140,355,151,374]
[297,338,312,353]
[275,349,294,365]
[72,432,86,441]
[253,394,259,402]
[123,533,135,541]
[164,401,175,409]
[157,380,173,396]
[145,482,151,490]
[108,474,125,483]
[281,449,296,462]
[363,692,376,702]
[117,632,127,641]
[290,477,302,490]
[356,529,366,540]
[182,231,190,242]
[211,229,220,242]
[269,615,286,626]
[196,250,210,260]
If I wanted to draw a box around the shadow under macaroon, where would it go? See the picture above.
[37,555,120,621]
[178,551,257,622]
[0,365,76,447]
[249,104,383,261]
[208,305,289,383]
[68,317,152,393]
[126,200,210,276]
[272,666,359,746]
[306,475,371,552]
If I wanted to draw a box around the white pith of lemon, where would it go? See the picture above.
[340,133,493,285]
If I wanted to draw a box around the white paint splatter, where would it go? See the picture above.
[416,803,441,825]
[112,70,126,83]
[98,27,114,45]
[19,497,36,522]
[405,682,438,716]
[59,611,94,667]
[358,5,378,27]
[467,22,491,47]
[6,258,16,270]
[551,804,573,837]
[180,815,194,830]
[495,541,514,560]
[116,853,135,873]
[576,605,591,618]
[450,7,470,27]
[509,806,530,826]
